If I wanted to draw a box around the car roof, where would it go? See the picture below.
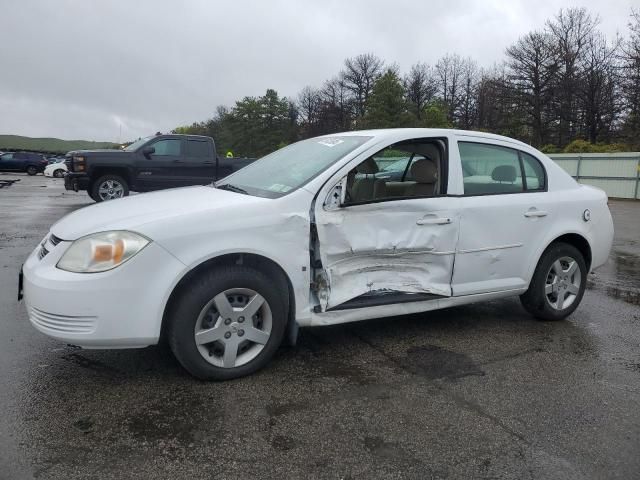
[323,128,530,149]
[158,134,211,140]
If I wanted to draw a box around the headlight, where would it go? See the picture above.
[57,231,150,273]
[73,156,86,171]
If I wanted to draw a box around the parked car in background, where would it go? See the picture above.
[22,129,614,380]
[44,159,67,178]
[64,134,255,202]
[47,156,66,165]
[0,151,48,175]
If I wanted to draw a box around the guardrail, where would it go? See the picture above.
[548,153,640,200]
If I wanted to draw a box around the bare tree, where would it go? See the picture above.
[297,86,321,125]
[403,62,438,119]
[621,9,640,146]
[456,60,479,129]
[506,31,559,146]
[340,53,384,121]
[577,32,621,143]
[317,76,353,134]
[435,54,476,125]
[476,66,521,137]
[546,7,600,144]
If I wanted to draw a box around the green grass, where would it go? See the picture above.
[0,135,119,154]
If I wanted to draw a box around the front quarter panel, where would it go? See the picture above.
[137,189,315,323]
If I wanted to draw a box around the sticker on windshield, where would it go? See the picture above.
[317,138,345,148]
[268,184,292,193]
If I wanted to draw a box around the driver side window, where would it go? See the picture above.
[150,139,181,156]
[344,140,445,205]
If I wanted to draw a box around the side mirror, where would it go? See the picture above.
[142,146,155,158]
[324,177,348,210]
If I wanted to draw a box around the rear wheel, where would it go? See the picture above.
[91,174,129,202]
[53,169,65,178]
[520,243,587,321]
[168,266,287,380]
[26,166,37,176]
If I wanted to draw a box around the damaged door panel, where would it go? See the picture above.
[313,197,460,311]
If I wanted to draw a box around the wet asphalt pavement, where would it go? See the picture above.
[1,174,639,479]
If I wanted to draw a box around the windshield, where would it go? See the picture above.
[124,136,153,152]
[215,136,371,198]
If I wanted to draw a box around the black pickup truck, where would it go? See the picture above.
[64,134,254,202]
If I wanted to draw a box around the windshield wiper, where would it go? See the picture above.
[217,183,248,195]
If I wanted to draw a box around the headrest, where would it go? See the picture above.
[491,165,517,182]
[422,143,441,162]
[410,158,438,184]
[356,157,379,174]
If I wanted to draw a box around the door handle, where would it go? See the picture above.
[524,210,548,218]
[172,160,184,163]
[416,217,452,225]
[203,161,214,164]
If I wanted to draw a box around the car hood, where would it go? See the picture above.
[68,149,125,155]
[51,186,268,240]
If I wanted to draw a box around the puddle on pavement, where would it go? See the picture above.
[0,179,20,188]
[588,250,640,306]
[401,345,485,380]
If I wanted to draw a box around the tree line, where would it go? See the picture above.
[173,8,640,157]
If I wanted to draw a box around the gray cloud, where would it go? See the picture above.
[0,0,635,141]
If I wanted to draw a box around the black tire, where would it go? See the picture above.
[167,266,288,380]
[26,166,37,176]
[91,174,129,202]
[53,169,65,178]
[520,242,587,321]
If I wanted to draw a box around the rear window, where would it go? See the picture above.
[185,140,210,157]
[521,152,546,190]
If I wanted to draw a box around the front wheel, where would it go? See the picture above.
[91,174,129,202]
[53,169,65,178]
[520,243,587,321]
[167,266,287,380]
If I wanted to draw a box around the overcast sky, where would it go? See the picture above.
[0,0,636,142]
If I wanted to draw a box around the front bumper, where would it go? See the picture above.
[22,234,186,348]
[64,173,90,192]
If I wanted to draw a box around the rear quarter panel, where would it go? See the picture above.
[524,184,612,280]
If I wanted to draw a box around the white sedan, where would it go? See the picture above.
[44,160,67,178]
[21,129,614,380]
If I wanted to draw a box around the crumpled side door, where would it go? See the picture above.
[314,197,460,311]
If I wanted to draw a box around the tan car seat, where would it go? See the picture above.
[351,157,386,202]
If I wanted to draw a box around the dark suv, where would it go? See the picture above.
[65,134,255,202]
[0,152,48,175]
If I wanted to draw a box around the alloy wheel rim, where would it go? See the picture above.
[98,180,124,200]
[545,255,581,311]
[194,288,272,368]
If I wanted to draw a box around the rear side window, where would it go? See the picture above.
[460,142,523,195]
[151,139,181,156]
[521,152,546,190]
[185,140,210,157]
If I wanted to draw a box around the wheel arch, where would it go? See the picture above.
[90,167,134,189]
[528,232,592,284]
[547,233,592,271]
[160,252,298,346]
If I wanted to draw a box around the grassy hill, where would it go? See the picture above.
[0,135,118,154]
